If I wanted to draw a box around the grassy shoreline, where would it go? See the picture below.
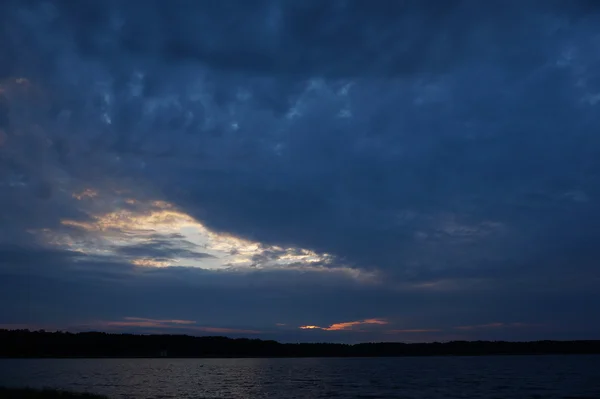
[0,387,107,398]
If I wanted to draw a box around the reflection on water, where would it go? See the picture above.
[0,356,599,398]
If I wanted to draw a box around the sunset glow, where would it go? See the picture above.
[299,319,388,331]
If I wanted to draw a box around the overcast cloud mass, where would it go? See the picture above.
[1,0,600,343]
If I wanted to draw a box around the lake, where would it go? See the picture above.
[0,356,599,398]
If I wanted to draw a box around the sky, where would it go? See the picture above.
[1,0,600,343]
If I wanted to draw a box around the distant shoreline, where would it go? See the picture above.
[2,329,599,358]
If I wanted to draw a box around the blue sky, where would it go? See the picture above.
[1,0,600,343]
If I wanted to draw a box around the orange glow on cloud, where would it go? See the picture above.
[61,208,196,233]
[95,317,261,334]
[299,318,387,331]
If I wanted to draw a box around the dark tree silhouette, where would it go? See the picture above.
[1,329,599,358]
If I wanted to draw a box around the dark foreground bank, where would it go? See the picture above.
[0,388,107,398]
[1,329,600,358]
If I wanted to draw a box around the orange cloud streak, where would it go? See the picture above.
[93,317,261,334]
[299,318,387,331]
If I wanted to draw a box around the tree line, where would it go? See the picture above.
[1,329,599,358]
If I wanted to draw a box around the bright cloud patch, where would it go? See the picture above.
[299,318,388,331]
[30,190,373,281]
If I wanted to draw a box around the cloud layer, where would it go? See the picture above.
[1,0,600,342]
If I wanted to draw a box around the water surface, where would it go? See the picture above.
[0,356,599,398]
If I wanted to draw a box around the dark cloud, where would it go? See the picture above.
[1,0,600,341]
[0,1,490,78]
